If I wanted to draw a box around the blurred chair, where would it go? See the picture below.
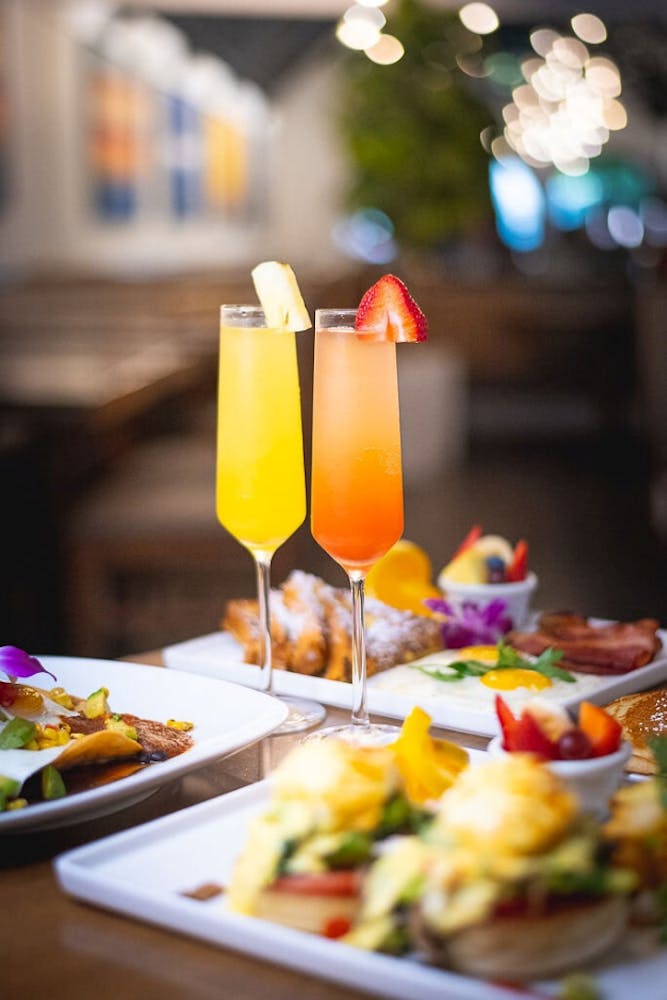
[65,432,301,658]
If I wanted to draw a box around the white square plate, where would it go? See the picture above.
[54,780,667,1000]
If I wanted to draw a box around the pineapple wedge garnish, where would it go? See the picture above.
[251,261,311,332]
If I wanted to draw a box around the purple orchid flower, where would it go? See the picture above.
[0,646,56,682]
[424,597,512,649]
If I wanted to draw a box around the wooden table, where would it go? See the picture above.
[3,651,489,1000]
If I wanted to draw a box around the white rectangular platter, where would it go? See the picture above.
[164,628,667,737]
[54,780,667,1000]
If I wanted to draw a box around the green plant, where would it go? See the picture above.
[339,0,492,250]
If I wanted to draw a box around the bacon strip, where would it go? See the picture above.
[508,612,661,675]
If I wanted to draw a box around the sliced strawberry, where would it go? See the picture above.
[495,694,520,750]
[451,524,483,561]
[355,274,428,343]
[577,701,622,757]
[506,539,528,582]
[514,710,558,759]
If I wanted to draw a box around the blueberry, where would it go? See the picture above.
[485,555,506,583]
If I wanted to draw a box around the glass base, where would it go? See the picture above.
[305,721,400,746]
[272,696,327,735]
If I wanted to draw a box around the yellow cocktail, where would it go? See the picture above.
[216,290,324,734]
[216,313,305,554]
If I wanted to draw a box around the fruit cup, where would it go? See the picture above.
[490,697,631,817]
[438,530,537,629]
[488,735,631,818]
[439,572,538,630]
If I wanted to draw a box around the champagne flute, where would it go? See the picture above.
[310,308,404,744]
[216,304,325,733]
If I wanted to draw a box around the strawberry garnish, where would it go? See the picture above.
[355,274,428,343]
[506,539,528,582]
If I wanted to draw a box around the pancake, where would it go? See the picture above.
[604,688,667,774]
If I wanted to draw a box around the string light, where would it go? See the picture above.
[459,3,499,36]
[571,13,607,45]
[500,28,626,176]
[337,5,385,51]
[365,33,405,66]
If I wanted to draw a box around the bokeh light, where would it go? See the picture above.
[365,33,404,65]
[337,5,385,50]
[546,170,604,230]
[331,208,398,263]
[501,28,626,175]
[571,13,607,45]
[608,205,644,248]
[459,3,499,36]
[489,156,545,251]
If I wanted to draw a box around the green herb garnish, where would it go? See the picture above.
[325,831,373,869]
[0,717,37,749]
[411,640,574,684]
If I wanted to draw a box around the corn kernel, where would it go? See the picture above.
[48,687,74,710]
[166,719,194,732]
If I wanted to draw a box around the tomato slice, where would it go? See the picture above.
[323,916,353,939]
[269,870,361,897]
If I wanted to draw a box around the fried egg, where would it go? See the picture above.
[370,645,609,714]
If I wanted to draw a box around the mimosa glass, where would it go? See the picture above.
[310,308,404,744]
[217,305,325,733]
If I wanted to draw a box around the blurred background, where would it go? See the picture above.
[1,0,665,659]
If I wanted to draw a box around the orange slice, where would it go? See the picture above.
[391,706,468,804]
[366,539,441,616]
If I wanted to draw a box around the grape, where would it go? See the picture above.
[557,728,593,760]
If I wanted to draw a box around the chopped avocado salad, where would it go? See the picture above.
[0,647,194,812]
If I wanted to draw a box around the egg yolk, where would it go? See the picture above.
[480,668,552,691]
[456,646,499,663]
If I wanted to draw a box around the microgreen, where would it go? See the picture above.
[411,640,574,684]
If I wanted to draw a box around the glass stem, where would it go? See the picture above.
[254,552,273,694]
[349,571,369,727]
